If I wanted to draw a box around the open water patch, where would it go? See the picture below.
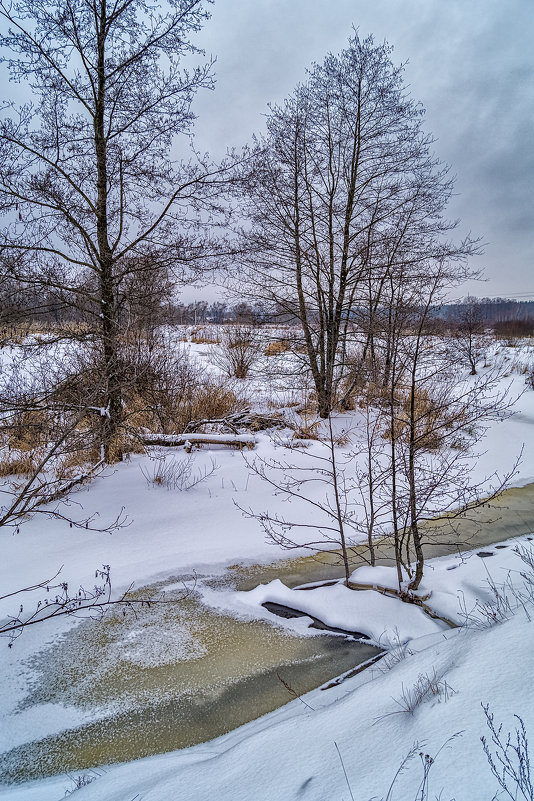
[0,582,377,783]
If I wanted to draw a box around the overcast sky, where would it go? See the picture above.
[189,0,533,302]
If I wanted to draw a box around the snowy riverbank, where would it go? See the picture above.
[0,342,533,799]
[3,536,534,801]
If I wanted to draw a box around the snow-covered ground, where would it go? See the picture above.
[0,338,533,799]
[4,541,534,801]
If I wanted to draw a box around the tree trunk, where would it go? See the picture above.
[406,334,424,591]
[95,1,122,461]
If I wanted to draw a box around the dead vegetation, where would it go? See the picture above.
[210,326,261,379]
[264,339,291,357]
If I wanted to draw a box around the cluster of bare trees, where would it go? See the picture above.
[235,34,478,420]
[0,7,519,636]
[0,0,236,637]
[234,35,516,593]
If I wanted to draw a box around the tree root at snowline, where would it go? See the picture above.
[347,581,457,628]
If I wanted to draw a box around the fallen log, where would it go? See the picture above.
[142,433,256,451]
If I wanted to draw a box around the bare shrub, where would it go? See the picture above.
[383,669,456,718]
[450,298,489,375]
[460,545,534,630]
[210,326,261,378]
[458,574,518,629]
[0,347,109,516]
[376,630,415,673]
[121,338,247,435]
[482,705,533,801]
[1,337,246,464]
[64,772,97,795]
[140,452,217,490]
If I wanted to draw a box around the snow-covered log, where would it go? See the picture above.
[142,433,256,451]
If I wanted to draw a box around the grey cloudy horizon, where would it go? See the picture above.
[190,0,533,302]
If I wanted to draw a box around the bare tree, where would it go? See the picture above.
[451,296,488,375]
[379,267,517,592]
[243,265,518,596]
[0,0,233,460]
[238,418,364,584]
[237,32,476,418]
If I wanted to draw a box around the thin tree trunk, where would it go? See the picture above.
[388,362,404,590]
[406,321,425,591]
[328,417,351,584]
[95,1,122,461]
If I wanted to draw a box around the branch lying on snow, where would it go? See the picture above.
[141,410,291,450]
[0,565,193,646]
[183,411,288,433]
[346,581,457,627]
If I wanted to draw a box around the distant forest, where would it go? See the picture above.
[1,280,534,331]
[435,298,534,323]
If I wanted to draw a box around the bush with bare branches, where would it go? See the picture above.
[210,326,261,379]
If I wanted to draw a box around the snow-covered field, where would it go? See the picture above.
[1,337,533,800]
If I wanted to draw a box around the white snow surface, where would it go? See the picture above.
[0,339,534,799]
[4,553,534,801]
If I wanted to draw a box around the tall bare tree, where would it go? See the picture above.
[238,33,476,417]
[0,0,230,459]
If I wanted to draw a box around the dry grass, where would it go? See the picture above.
[127,371,246,437]
[264,339,290,357]
[0,451,36,477]
[57,442,105,471]
[190,327,220,345]
[0,321,43,344]
[140,453,218,491]
[292,419,322,441]
[185,379,246,423]
[383,388,445,452]
[331,429,351,446]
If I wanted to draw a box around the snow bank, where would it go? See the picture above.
[5,544,534,801]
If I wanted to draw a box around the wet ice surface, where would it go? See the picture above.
[0,577,377,783]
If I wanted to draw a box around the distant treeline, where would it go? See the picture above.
[2,282,534,333]
[434,298,534,323]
